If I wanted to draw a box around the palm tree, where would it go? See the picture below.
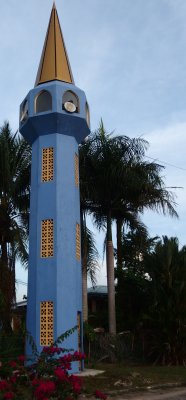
[80,121,148,333]
[0,122,31,332]
[81,211,99,321]
[80,121,177,334]
[116,159,178,283]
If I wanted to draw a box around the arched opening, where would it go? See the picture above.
[20,99,28,123]
[85,102,90,127]
[62,91,79,113]
[35,90,52,114]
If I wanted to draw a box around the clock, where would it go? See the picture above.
[64,101,76,113]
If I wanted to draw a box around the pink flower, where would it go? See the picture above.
[42,346,62,355]
[73,351,86,361]
[3,393,14,400]
[70,375,82,394]
[17,355,25,363]
[73,382,81,394]
[0,380,9,391]
[31,378,40,386]
[34,381,56,400]
[94,390,107,400]
[10,377,16,384]
[54,367,68,381]
[9,361,17,369]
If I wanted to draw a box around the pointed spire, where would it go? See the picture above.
[35,5,74,86]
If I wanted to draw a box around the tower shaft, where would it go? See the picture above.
[19,5,90,373]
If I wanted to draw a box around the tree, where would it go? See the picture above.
[80,121,177,334]
[0,122,31,332]
[115,158,178,282]
[80,121,148,333]
[81,210,99,322]
[143,236,186,364]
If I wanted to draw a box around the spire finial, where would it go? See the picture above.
[35,4,74,86]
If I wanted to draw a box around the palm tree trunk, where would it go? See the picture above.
[0,241,13,333]
[81,210,88,322]
[82,254,88,322]
[106,211,116,334]
[1,238,7,263]
[116,218,123,287]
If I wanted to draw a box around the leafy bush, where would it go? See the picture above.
[0,328,107,400]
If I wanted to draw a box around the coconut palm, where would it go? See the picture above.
[0,122,31,332]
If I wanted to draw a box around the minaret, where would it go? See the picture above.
[19,4,90,372]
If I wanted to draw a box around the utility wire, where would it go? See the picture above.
[16,279,27,286]
[145,155,186,171]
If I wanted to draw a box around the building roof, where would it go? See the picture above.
[88,285,108,295]
[35,3,74,86]
[14,286,108,309]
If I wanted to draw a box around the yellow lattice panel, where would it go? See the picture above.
[74,153,79,187]
[41,219,54,258]
[42,147,54,182]
[40,301,54,346]
[76,223,81,261]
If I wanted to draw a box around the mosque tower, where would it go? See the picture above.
[19,4,90,372]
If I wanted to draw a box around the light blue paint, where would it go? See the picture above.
[20,80,90,373]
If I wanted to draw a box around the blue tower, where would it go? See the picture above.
[19,4,90,372]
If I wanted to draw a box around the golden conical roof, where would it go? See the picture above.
[35,3,74,86]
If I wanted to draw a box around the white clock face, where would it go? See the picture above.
[20,100,28,122]
[64,101,76,113]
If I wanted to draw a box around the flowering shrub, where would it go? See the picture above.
[0,349,84,399]
[0,329,107,400]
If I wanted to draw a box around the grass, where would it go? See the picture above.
[83,363,186,395]
[1,334,186,397]
[1,355,186,397]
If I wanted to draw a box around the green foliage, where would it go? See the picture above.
[116,271,151,332]
[116,235,186,365]
[0,122,31,332]
[0,331,25,362]
[80,120,177,334]
[81,215,99,286]
[142,236,186,364]
[53,325,78,347]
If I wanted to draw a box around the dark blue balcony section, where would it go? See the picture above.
[20,112,90,145]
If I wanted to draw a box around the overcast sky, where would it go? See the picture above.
[1,0,186,300]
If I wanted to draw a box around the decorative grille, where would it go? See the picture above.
[76,223,81,261]
[74,153,79,187]
[40,301,54,346]
[41,219,54,258]
[42,147,54,182]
